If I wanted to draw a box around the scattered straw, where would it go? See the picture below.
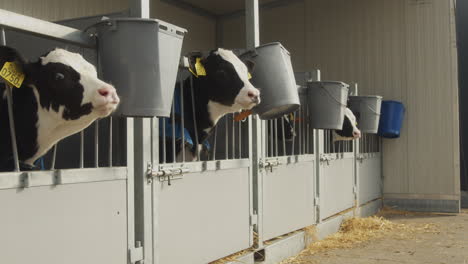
[208,248,254,264]
[281,215,438,264]
[377,206,457,217]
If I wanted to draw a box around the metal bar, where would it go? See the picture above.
[51,144,57,170]
[306,109,310,154]
[238,119,242,159]
[213,126,218,161]
[80,131,84,168]
[245,0,259,49]
[180,77,185,162]
[171,100,177,163]
[298,108,303,155]
[189,76,200,160]
[281,117,286,156]
[129,0,150,18]
[1,28,19,172]
[232,114,236,159]
[5,85,20,172]
[0,9,95,48]
[274,119,278,157]
[225,117,229,159]
[94,120,99,167]
[162,117,166,163]
[291,112,296,155]
[109,117,113,167]
[269,120,274,157]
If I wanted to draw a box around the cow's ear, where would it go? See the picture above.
[244,59,255,73]
[0,46,27,71]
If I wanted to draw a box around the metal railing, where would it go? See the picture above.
[158,71,250,165]
[323,129,354,154]
[359,133,380,154]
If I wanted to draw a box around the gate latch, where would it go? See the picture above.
[147,163,189,185]
[260,159,281,172]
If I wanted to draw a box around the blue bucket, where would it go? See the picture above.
[378,100,405,138]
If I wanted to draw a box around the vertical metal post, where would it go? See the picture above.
[1,28,20,172]
[246,0,262,249]
[312,70,322,223]
[130,0,150,18]
[129,1,153,264]
[353,83,360,209]
[51,145,57,170]
[134,117,154,264]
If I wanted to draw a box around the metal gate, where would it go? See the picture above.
[318,129,356,220]
[0,12,136,264]
[260,91,316,242]
[146,72,253,264]
[357,133,382,205]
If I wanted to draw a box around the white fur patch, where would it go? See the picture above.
[207,100,241,125]
[40,48,108,109]
[332,108,361,142]
[216,48,260,109]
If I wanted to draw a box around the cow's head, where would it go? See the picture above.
[0,46,119,120]
[333,108,361,141]
[191,48,260,113]
[0,46,119,164]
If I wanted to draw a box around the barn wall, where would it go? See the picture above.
[221,0,460,201]
[151,1,216,53]
[0,0,128,21]
[0,0,216,53]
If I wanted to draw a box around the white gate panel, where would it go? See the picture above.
[0,179,128,264]
[156,166,251,264]
[320,156,355,220]
[358,154,382,205]
[262,158,315,241]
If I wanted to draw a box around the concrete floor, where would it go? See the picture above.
[295,209,468,264]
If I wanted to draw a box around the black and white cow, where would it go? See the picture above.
[161,48,260,162]
[332,107,361,141]
[0,46,119,171]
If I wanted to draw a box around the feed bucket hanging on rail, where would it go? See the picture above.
[91,18,186,117]
[240,42,300,120]
[378,100,405,138]
[307,81,349,129]
[348,95,383,133]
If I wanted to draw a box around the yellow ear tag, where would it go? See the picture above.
[195,58,206,76]
[248,72,252,80]
[0,62,25,88]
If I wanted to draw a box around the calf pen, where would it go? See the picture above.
[0,9,383,264]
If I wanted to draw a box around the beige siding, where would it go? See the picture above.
[0,0,216,53]
[0,0,128,21]
[151,1,216,53]
[222,0,459,198]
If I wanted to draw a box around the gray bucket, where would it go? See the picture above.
[348,95,383,133]
[240,42,300,120]
[307,81,349,129]
[90,18,187,117]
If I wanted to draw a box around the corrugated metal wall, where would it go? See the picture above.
[0,0,216,53]
[0,0,128,21]
[221,0,460,201]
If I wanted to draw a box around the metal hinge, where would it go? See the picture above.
[129,241,144,264]
[147,163,188,185]
[250,213,258,226]
[314,197,320,206]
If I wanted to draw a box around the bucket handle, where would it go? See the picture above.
[317,84,347,107]
[360,102,381,116]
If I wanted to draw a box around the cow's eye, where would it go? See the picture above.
[55,73,65,80]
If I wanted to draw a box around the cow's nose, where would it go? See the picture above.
[248,91,260,104]
[98,86,119,104]
[353,131,361,138]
